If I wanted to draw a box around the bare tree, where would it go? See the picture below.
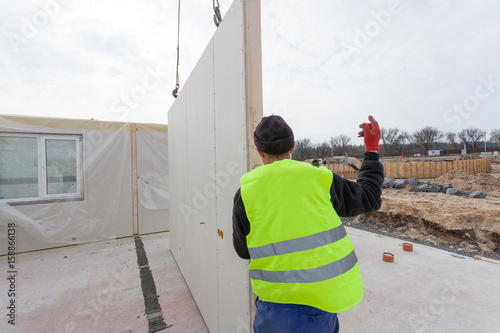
[446,132,459,149]
[381,127,408,154]
[458,127,483,149]
[490,129,500,146]
[457,130,468,148]
[395,131,409,154]
[350,144,366,157]
[409,127,444,151]
[330,135,352,156]
[293,138,315,160]
[315,142,330,159]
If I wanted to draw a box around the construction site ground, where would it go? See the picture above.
[1,158,498,332]
[345,159,500,261]
[1,231,498,332]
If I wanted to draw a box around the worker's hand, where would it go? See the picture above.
[358,115,380,152]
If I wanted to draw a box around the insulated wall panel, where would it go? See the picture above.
[213,3,252,331]
[168,0,260,331]
[184,40,219,331]
[168,93,188,276]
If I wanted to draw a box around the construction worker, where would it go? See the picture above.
[232,115,383,332]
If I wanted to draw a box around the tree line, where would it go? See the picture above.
[292,127,500,161]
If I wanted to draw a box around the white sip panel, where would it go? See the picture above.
[213,2,252,331]
[168,0,253,331]
[168,93,188,276]
[185,40,219,331]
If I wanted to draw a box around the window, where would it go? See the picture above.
[0,133,83,204]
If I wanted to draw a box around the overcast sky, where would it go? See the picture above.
[1,0,499,143]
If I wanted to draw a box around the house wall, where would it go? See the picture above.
[168,0,257,331]
[0,115,168,255]
[136,123,169,235]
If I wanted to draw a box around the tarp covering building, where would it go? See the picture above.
[0,115,169,254]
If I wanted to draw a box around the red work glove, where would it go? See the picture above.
[358,115,381,152]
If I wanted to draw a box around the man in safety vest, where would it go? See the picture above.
[232,115,384,332]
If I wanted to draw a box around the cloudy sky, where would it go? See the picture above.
[1,0,499,143]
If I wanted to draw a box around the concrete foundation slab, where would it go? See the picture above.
[1,237,147,333]
[141,233,209,333]
[340,227,500,333]
[1,229,497,332]
[0,233,208,333]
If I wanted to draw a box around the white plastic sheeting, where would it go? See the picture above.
[136,124,170,235]
[138,171,169,210]
[136,125,169,211]
[0,116,169,254]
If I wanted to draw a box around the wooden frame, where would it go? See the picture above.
[244,0,263,326]
[245,0,263,172]
[131,123,139,235]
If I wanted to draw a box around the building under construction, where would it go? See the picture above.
[1,1,499,332]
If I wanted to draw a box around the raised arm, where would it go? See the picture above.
[332,115,384,216]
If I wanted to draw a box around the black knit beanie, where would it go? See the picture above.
[254,115,294,155]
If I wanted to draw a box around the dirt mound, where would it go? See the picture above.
[351,191,500,254]
[457,154,482,160]
[433,170,500,195]
[492,163,500,173]
[348,156,361,164]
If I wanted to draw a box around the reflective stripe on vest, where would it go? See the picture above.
[240,159,363,313]
[248,224,347,260]
[250,250,358,284]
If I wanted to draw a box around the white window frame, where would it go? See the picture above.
[0,133,84,204]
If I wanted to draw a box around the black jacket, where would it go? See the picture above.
[232,152,384,259]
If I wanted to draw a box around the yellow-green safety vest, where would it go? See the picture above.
[240,159,363,313]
